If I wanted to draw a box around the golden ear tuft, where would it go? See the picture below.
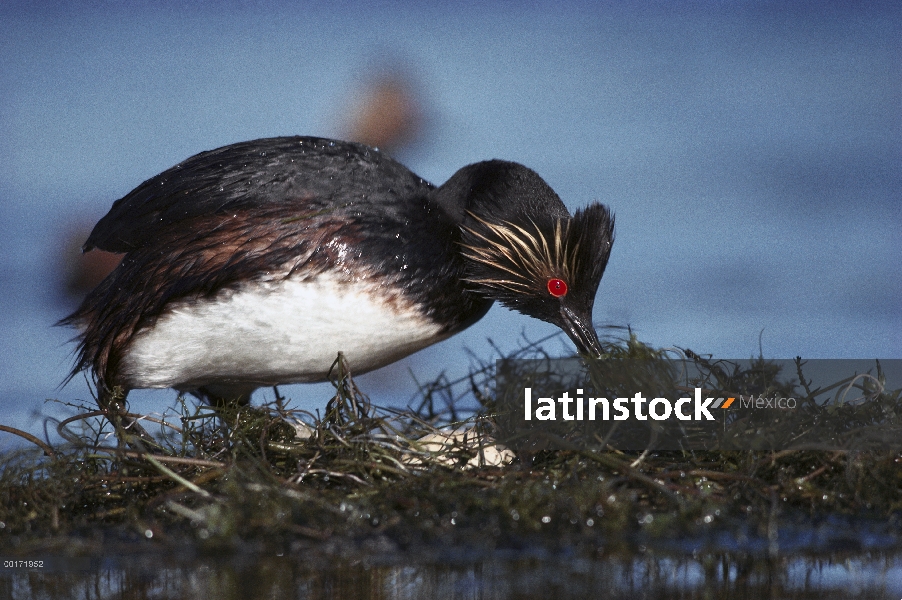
[460,213,582,295]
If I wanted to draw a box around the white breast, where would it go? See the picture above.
[119,274,448,391]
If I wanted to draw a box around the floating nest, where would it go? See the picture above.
[2,336,901,562]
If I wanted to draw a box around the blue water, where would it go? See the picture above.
[1,1,899,439]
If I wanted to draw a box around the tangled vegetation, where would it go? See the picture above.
[1,337,900,572]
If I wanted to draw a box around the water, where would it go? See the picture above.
[3,548,902,599]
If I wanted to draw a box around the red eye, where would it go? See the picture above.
[547,278,568,297]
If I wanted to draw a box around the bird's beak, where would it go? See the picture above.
[560,306,603,358]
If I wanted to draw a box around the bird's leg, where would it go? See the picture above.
[193,385,257,433]
[325,352,371,425]
[192,385,301,449]
[193,385,255,409]
[97,385,156,447]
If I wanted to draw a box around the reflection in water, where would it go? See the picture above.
[3,551,901,599]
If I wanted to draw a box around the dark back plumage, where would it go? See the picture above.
[63,137,489,390]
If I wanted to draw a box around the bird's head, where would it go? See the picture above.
[430,159,615,357]
[459,189,614,358]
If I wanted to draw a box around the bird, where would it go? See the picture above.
[62,136,615,424]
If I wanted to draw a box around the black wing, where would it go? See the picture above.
[66,136,456,388]
[84,136,433,253]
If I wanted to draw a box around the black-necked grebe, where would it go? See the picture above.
[63,136,614,420]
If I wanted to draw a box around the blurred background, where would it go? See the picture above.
[1,1,899,439]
